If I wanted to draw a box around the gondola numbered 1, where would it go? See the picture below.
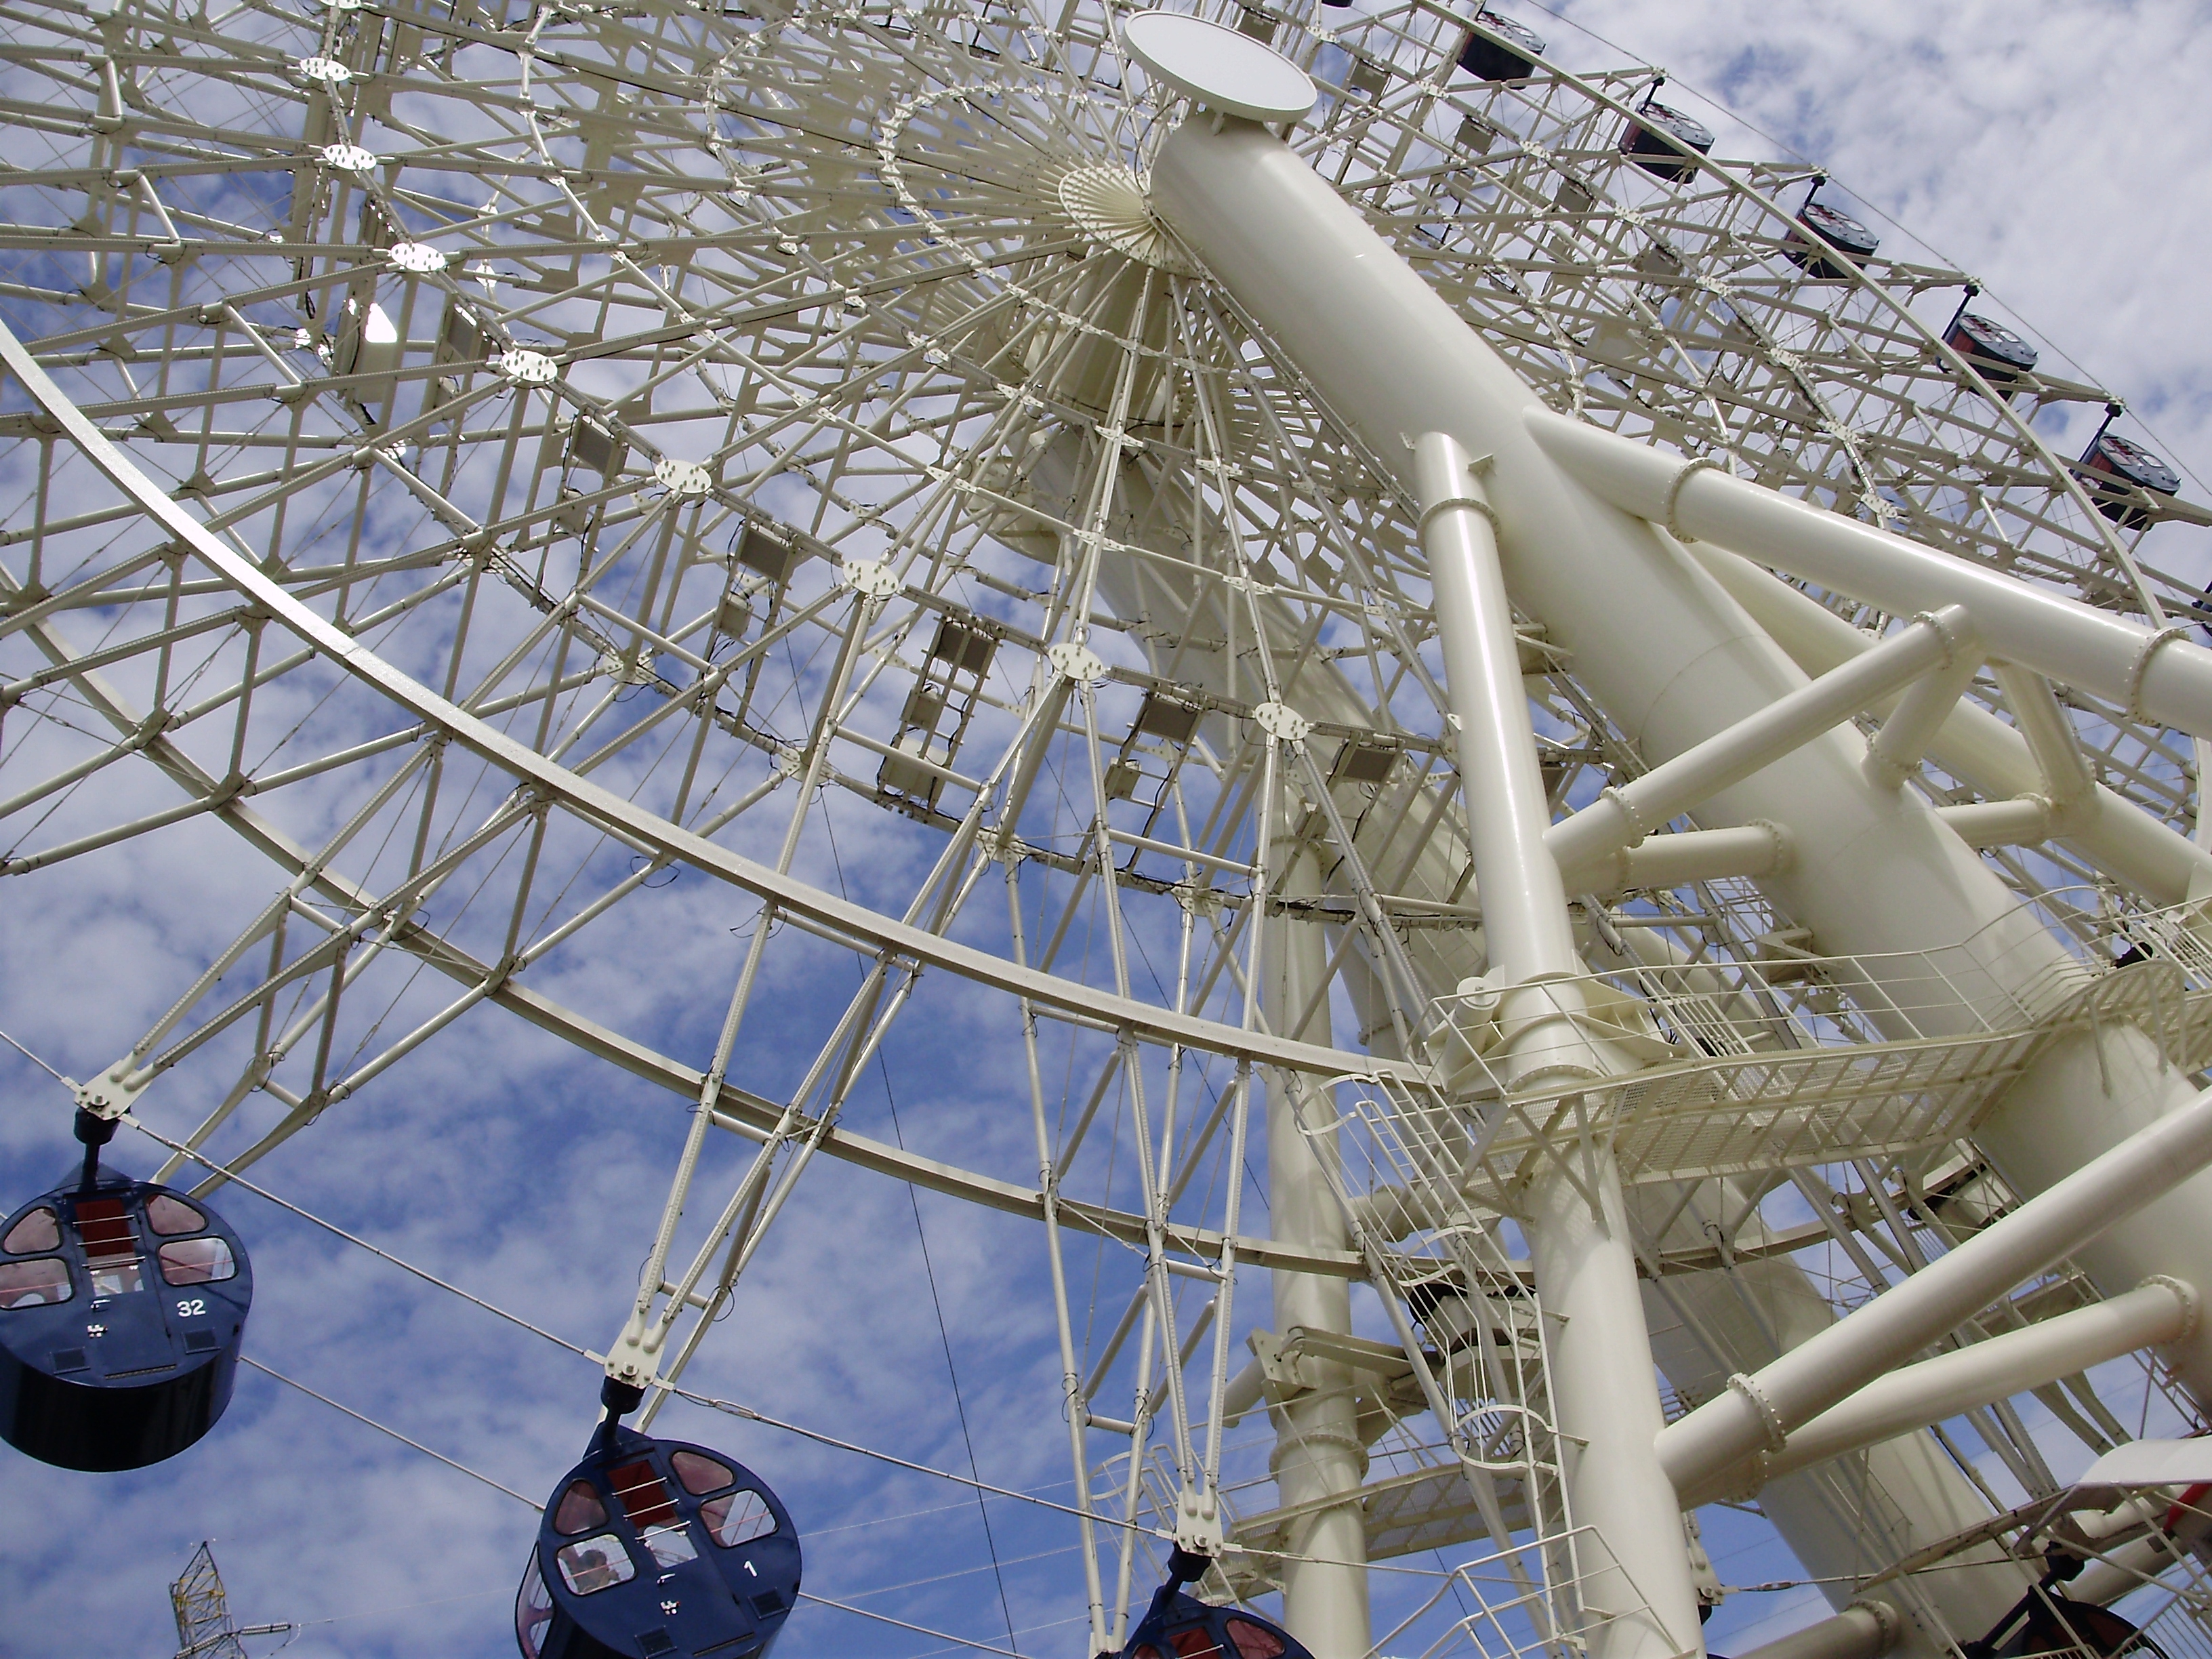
[518,1425,802,1659]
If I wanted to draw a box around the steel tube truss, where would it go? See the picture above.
[12,3,2212,1654]
[1527,410,2212,742]
[1678,1277,2199,1507]
[1657,1092,2212,1494]
[1689,541,2212,900]
[1546,605,1973,879]
[1145,91,2212,1654]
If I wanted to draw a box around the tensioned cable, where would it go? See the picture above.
[882,1064,1027,1654]
[13,1049,1450,1583]
[111,1098,1166,1540]
[122,1117,592,1360]
[0,1025,75,1084]
[242,1363,1084,1659]
[815,1488,1066,1538]
[668,1384,1462,1580]
[679,1385,1154,1533]
[832,1542,1079,1606]
[238,1349,2047,1610]
[897,1612,1097,1659]
[295,1585,506,1626]
[817,783,1023,1653]
[136,1062,1458,1583]
[794,1589,1032,1658]
[241,1355,543,1510]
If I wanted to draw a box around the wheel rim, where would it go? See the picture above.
[1,1,2207,1654]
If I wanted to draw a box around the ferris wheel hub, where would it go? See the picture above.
[1055,163,1197,274]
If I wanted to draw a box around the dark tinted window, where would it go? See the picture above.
[2,1208,58,1253]
[553,1479,607,1534]
[0,1258,70,1309]
[701,1489,775,1547]
[671,1450,733,1494]
[146,1195,206,1236]
[555,1534,634,1595]
[516,1553,553,1658]
[157,1237,236,1286]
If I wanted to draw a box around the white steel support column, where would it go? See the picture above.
[1265,844,1370,1659]
[1139,84,2211,1653]
[1414,432,1702,1658]
[1414,432,1576,981]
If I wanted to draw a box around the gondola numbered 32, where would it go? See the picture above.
[1107,1547,1311,1659]
[518,1380,802,1659]
[0,1107,252,1472]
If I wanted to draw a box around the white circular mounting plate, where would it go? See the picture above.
[389,242,447,274]
[321,143,377,173]
[296,56,351,84]
[494,349,559,385]
[1048,640,1108,684]
[1122,10,1317,125]
[1252,700,1311,742]
[840,559,900,598]
[655,457,714,497]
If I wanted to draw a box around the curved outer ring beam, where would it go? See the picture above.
[0,320,1409,1094]
[1,550,1364,1282]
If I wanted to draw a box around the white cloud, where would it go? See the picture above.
[5,5,2205,1659]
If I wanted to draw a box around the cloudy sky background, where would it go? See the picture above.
[5,1,2212,1657]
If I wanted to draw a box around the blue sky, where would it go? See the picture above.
[3,3,2211,1658]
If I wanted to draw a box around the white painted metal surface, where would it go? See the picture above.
[1680,1279,2198,1504]
[1657,1095,2212,1492]
[3,1,2212,1656]
[1122,9,1318,124]
[1416,426,1702,1652]
[1736,1603,1902,1659]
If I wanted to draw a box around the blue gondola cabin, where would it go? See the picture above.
[518,1428,802,1659]
[0,1172,251,1471]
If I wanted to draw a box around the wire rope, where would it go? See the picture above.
[818,781,1025,1652]
[240,1355,544,1510]
[792,1589,1033,1658]
[122,1118,592,1360]
[0,1038,1197,1553]
[1,1043,1632,1593]
[0,1025,73,1085]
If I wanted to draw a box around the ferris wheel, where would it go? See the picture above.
[5,1,2212,1657]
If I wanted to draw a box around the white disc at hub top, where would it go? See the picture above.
[1122,9,1317,124]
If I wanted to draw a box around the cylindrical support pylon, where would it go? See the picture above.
[1413,430,1703,1657]
[1143,75,2212,1659]
[1264,845,1371,1659]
